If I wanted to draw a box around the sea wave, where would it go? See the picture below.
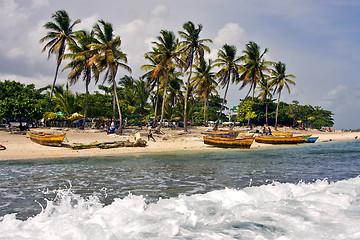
[1,176,360,239]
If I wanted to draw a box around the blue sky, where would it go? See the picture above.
[0,0,359,129]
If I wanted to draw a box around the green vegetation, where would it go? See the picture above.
[0,9,334,130]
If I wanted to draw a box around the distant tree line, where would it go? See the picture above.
[0,80,333,129]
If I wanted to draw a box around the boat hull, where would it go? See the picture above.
[306,137,319,143]
[255,135,306,144]
[203,136,254,148]
[272,132,293,137]
[201,130,239,137]
[28,132,66,147]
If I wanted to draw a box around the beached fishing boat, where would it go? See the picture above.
[201,130,239,137]
[0,144,6,150]
[254,135,307,144]
[27,131,66,147]
[306,136,319,143]
[203,136,254,148]
[272,132,293,137]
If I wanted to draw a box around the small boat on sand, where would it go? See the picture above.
[203,136,254,148]
[0,145,6,150]
[272,132,293,137]
[255,135,309,144]
[201,130,239,137]
[27,131,66,147]
[306,136,319,143]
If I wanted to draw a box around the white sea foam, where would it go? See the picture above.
[1,176,360,240]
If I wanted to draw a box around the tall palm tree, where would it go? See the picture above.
[147,30,182,133]
[141,54,164,127]
[40,10,81,100]
[191,59,218,126]
[257,77,273,126]
[178,21,212,132]
[90,20,132,134]
[62,30,99,129]
[269,61,296,130]
[213,44,241,130]
[236,41,270,127]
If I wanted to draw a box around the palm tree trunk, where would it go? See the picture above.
[49,62,61,100]
[82,79,90,130]
[232,86,252,128]
[265,101,268,126]
[204,95,208,127]
[113,79,123,134]
[156,71,169,133]
[152,81,160,127]
[183,61,193,132]
[247,82,255,127]
[275,92,281,130]
[213,80,230,131]
[112,93,116,119]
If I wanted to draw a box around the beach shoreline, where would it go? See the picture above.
[0,126,358,161]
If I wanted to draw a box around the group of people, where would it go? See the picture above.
[254,126,273,136]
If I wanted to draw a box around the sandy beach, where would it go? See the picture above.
[0,127,358,161]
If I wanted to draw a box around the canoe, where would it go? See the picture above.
[27,131,66,147]
[306,136,319,143]
[201,130,239,137]
[272,132,293,137]
[203,136,254,148]
[254,135,307,144]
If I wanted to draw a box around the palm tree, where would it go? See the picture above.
[236,41,270,127]
[147,30,182,133]
[90,20,132,134]
[62,30,99,129]
[178,21,212,132]
[191,59,218,126]
[257,77,273,126]
[269,61,296,130]
[141,54,164,127]
[40,10,81,100]
[213,44,241,130]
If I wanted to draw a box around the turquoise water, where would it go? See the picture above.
[0,140,360,239]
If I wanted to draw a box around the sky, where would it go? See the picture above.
[0,0,359,129]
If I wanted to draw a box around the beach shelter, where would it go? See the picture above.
[68,112,84,120]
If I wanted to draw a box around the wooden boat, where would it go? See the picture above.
[0,144,6,150]
[272,132,293,137]
[255,135,307,144]
[201,130,239,137]
[203,136,254,148]
[27,131,66,147]
[306,136,319,143]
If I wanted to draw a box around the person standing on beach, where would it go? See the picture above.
[148,126,156,142]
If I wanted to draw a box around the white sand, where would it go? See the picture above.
[0,127,358,161]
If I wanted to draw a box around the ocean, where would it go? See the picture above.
[0,140,359,239]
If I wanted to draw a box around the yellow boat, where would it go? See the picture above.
[255,135,307,144]
[203,136,254,148]
[27,131,66,147]
[272,132,293,137]
[201,130,239,137]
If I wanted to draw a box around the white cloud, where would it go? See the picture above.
[77,15,99,31]
[151,5,168,17]
[214,23,247,48]
[0,0,29,29]
[7,47,24,59]
[31,0,49,9]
